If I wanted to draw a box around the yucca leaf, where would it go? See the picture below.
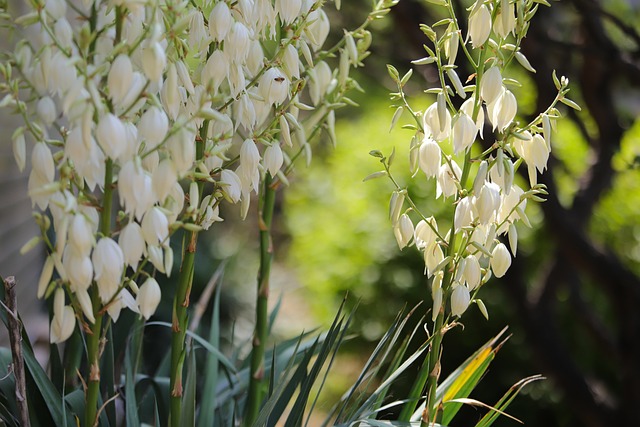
[197,276,223,427]
[474,375,544,427]
[181,346,197,427]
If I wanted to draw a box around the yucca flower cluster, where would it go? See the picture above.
[380,0,577,322]
[1,0,367,344]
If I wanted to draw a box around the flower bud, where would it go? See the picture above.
[50,288,75,344]
[451,284,471,317]
[418,137,441,178]
[152,159,178,203]
[37,255,55,299]
[137,277,162,320]
[491,242,511,278]
[432,283,443,322]
[394,214,414,250]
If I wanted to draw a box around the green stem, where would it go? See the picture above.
[244,174,277,426]
[169,123,207,426]
[85,158,113,427]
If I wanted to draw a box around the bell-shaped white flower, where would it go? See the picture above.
[138,106,169,150]
[480,66,503,104]
[141,207,169,247]
[418,137,441,178]
[93,237,124,303]
[460,97,485,138]
[489,89,517,131]
[491,242,511,278]
[415,217,437,250]
[76,288,95,324]
[147,245,165,273]
[37,256,55,299]
[225,22,251,64]
[246,39,266,77]
[451,283,471,317]
[137,277,162,320]
[463,255,481,290]
[68,213,94,256]
[63,248,93,293]
[50,288,75,344]
[305,9,330,50]
[240,138,261,171]
[119,221,146,270]
[161,63,180,120]
[468,4,491,48]
[107,288,138,322]
[309,61,332,106]
[96,113,127,160]
[424,241,445,277]
[259,67,289,106]
[453,112,478,154]
[167,127,196,175]
[118,159,154,220]
[276,0,302,24]
[494,1,516,39]
[394,214,414,250]
[108,55,133,106]
[31,142,55,183]
[474,181,501,225]
[282,44,300,79]
[37,96,57,126]
[436,160,462,199]
[529,134,549,173]
[142,42,166,83]
[423,102,451,142]
[454,196,473,231]
[264,143,284,177]
[152,159,178,203]
[202,50,229,94]
[209,1,232,42]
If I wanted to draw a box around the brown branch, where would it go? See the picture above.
[2,276,30,427]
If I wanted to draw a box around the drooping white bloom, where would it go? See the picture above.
[141,207,169,247]
[188,10,209,56]
[152,159,178,203]
[37,256,55,298]
[108,55,133,106]
[225,22,251,64]
[45,0,67,21]
[463,255,481,290]
[119,221,146,270]
[309,61,332,106]
[422,102,451,142]
[264,143,284,176]
[436,160,462,199]
[240,138,260,171]
[202,50,229,94]
[460,97,485,138]
[282,44,300,79]
[118,159,154,220]
[76,289,95,323]
[276,0,302,24]
[93,237,125,303]
[474,181,501,224]
[138,106,169,150]
[63,248,93,292]
[246,39,266,77]
[137,277,162,320]
[167,127,196,175]
[394,214,414,250]
[259,67,289,106]
[50,288,75,344]
[107,288,138,323]
[418,137,441,178]
[451,284,470,317]
[415,217,437,250]
[494,1,516,39]
[12,131,26,172]
[161,63,180,120]
[96,113,127,160]
[31,142,55,182]
[481,66,503,104]
[147,245,165,273]
[68,213,94,256]
[453,112,478,154]
[424,241,445,277]
[305,9,330,50]
[468,4,491,48]
[489,89,517,131]
[37,96,57,126]
[491,242,511,278]
[454,196,473,231]
[209,2,232,42]
[142,42,166,83]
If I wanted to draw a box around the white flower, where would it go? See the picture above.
[161,63,180,120]
[394,214,414,250]
[138,106,169,150]
[451,284,470,317]
[118,159,154,220]
[424,241,444,277]
[474,182,501,225]
[31,143,55,183]
[209,1,232,42]
[141,207,169,247]
[436,160,461,199]
[494,1,516,39]
[276,0,302,25]
[108,55,133,106]
[415,217,437,250]
[137,277,162,320]
[454,196,473,231]
[246,39,266,77]
[119,221,146,270]
[96,113,127,160]
[37,255,55,299]
[37,96,57,126]
[453,112,478,154]
[491,242,511,278]
[68,213,94,256]
[422,102,451,142]
[259,67,289,106]
[12,131,26,172]
[468,4,491,48]
[152,159,178,203]
[418,137,441,178]
[480,66,503,104]
[463,255,481,290]
[76,289,95,323]
[489,89,517,131]
[50,288,75,344]
[460,97,485,137]
[201,50,229,94]
[167,127,196,175]
[107,289,138,322]
[63,248,93,292]
[264,143,284,176]
[309,61,332,106]
[188,10,209,55]
[225,22,251,64]
[282,44,300,79]
[93,237,125,303]
[142,42,166,83]
[305,9,330,50]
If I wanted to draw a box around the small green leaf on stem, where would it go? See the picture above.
[363,171,388,182]
[387,64,400,82]
[559,97,581,111]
